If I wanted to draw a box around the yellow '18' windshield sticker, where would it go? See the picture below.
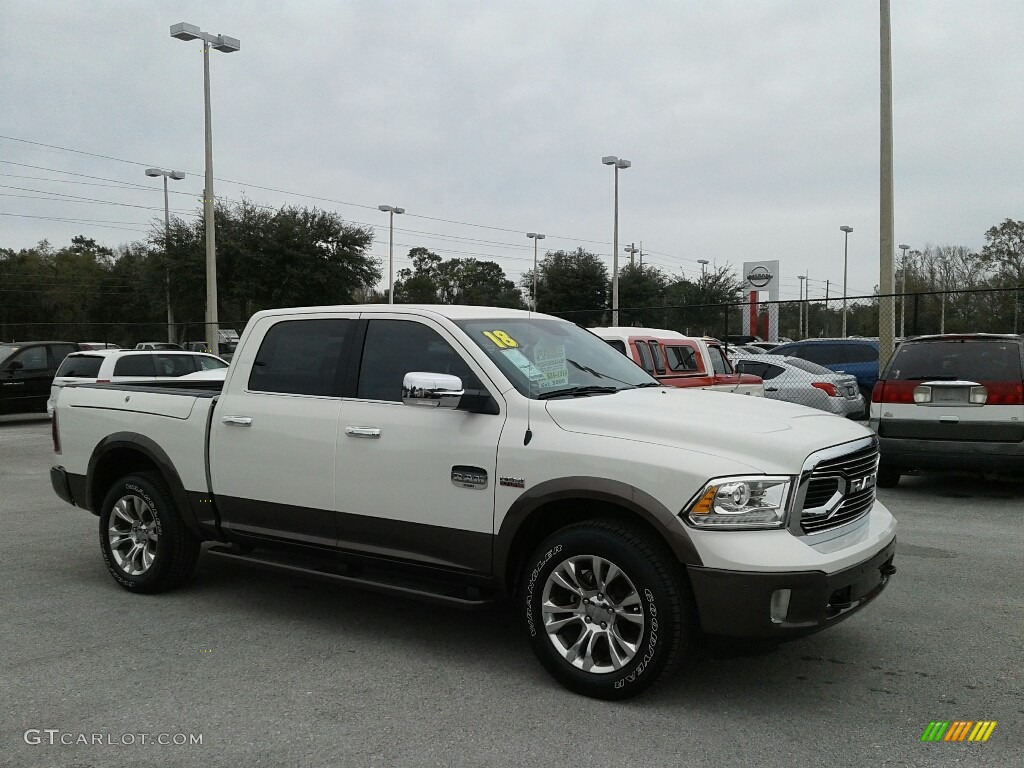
[482,330,519,349]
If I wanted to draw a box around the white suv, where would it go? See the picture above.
[869,333,1024,485]
[48,349,228,414]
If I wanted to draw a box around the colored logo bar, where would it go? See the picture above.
[921,721,997,742]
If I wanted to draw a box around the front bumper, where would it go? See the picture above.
[687,536,896,639]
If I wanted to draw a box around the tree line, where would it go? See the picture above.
[2,198,1022,344]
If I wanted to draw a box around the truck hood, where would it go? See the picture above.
[544,387,872,474]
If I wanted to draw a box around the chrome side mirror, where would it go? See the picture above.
[402,372,464,409]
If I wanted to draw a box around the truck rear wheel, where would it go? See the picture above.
[519,520,688,699]
[98,472,200,593]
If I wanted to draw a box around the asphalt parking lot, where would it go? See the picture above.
[2,413,1022,768]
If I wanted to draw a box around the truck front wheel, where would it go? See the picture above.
[519,520,689,699]
[98,472,200,593]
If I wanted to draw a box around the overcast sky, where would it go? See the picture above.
[2,1,1023,301]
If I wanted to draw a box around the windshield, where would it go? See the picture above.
[455,318,658,399]
[0,344,18,367]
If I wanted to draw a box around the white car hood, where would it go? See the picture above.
[544,387,872,474]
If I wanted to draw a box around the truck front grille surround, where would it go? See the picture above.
[793,437,879,536]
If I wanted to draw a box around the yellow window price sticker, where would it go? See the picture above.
[483,330,519,349]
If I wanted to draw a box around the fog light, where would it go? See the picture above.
[770,589,792,624]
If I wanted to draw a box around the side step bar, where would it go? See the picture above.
[205,544,496,610]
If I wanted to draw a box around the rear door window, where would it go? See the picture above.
[56,355,103,378]
[791,344,831,365]
[735,361,764,378]
[841,343,878,363]
[196,355,229,371]
[249,319,354,396]
[153,355,199,377]
[113,355,156,377]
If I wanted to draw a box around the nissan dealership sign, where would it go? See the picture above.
[745,265,774,288]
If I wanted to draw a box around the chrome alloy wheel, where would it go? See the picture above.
[541,555,645,674]
[107,495,159,576]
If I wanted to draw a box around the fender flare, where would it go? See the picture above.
[86,432,203,538]
[494,476,703,584]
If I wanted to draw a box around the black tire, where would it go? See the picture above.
[519,520,689,700]
[99,472,200,593]
[876,465,901,488]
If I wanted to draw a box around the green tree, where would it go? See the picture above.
[663,265,744,337]
[520,248,608,321]
[393,247,443,303]
[394,250,524,307]
[616,264,668,327]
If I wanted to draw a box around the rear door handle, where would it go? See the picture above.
[765,387,779,392]
[345,426,381,439]
[221,416,252,426]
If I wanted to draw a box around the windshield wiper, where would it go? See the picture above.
[566,359,634,386]
[634,382,662,388]
[537,385,620,399]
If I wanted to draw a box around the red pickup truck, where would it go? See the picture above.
[591,327,764,396]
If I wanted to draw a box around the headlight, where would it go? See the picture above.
[684,476,792,529]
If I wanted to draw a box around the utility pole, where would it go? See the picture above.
[879,0,897,369]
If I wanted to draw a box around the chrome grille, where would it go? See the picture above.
[800,442,879,535]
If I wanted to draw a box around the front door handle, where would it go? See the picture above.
[345,426,381,439]
[221,416,252,426]
[765,387,779,392]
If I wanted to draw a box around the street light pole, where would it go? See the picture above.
[145,168,185,343]
[797,275,807,339]
[898,243,910,338]
[171,22,240,353]
[378,205,405,303]
[697,259,709,279]
[526,232,546,310]
[602,155,631,326]
[840,225,853,337]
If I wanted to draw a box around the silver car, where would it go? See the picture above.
[734,354,864,417]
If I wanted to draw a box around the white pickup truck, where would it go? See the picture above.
[50,304,896,699]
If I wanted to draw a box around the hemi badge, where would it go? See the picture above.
[500,476,525,488]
